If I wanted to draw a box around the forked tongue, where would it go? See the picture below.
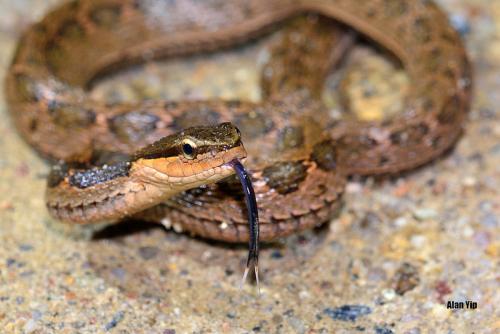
[230,159,260,293]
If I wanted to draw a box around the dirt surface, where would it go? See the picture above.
[0,0,498,333]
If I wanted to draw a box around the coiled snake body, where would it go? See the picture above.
[6,0,471,243]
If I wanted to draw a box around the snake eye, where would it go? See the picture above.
[181,139,196,159]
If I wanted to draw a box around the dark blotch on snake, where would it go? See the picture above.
[413,17,432,43]
[390,124,429,146]
[45,41,65,72]
[109,111,159,142]
[69,161,131,189]
[311,140,338,171]
[56,20,85,40]
[277,126,304,151]
[48,101,96,127]
[90,5,122,28]
[438,94,460,124]
[262,161,307,195]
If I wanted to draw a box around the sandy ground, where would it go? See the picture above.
[0,0,498,333]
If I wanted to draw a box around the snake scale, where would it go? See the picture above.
[6,0,472,246]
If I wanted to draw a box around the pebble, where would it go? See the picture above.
[462,226,474,238]
[31,310,42,321]
[104,311,125,331]
[394,217,408,227]
[71,321,86,329]
[462,176,477,187]
[374,326,394,334]
[298,290,310,299]
[323,305,372,322]
[434,281,452,303]
[271,250,283,259]
[412,208,438,221]
[23,319,37,333]
[286,316,306,334]
[0,1,498,332]
[19,243,33,251]
[138,246,159,260]
[480,213,498,228]
[473,231,491,248]
[111,267,126,281]
[431,304,450,319]
[360,211,381,227]
[346,182,363,194]
[393,263,420,295]
[381,289,396,301]
[410,234,427,248]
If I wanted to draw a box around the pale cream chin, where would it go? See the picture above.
[136,162,235,192]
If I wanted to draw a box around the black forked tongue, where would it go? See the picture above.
[230,159,260,294]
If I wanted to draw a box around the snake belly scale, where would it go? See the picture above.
[5,0,472,243]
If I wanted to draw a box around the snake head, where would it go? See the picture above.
[132,122,246,188]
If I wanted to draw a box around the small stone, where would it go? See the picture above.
[412,208,437,221]
[374,326,394,334]
[462,226,474,238]
[360,211,381,228]
[394,217,408,227]
[410,234,427,248]
[485,242,500,258]
[462,177,477,187]
[31,310,42,321]
[71,321,86,329]
[393,263,420,295]
[111,267,126,281]
[381,289,396,301]
[285,312,306,333]
[23,319,37,333]
[271,250,283,259]
[19,244,33,251]
[480,213,497,228]
[323,305,372,322]
[138,246,159,260]
[434,280,452,303]
[299,290,310,299]
[431,304,450,319]
[473,231,491,248]
[104,311,125,331]
[346,182,363,194]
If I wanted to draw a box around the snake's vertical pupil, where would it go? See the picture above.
[182,143,194,156]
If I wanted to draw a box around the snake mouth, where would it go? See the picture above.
[220,144,247,169]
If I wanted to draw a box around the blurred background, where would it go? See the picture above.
[0,0,498,332]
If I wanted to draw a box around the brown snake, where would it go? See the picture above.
[5,0,471,254]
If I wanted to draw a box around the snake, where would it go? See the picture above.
[5,0,472,278]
